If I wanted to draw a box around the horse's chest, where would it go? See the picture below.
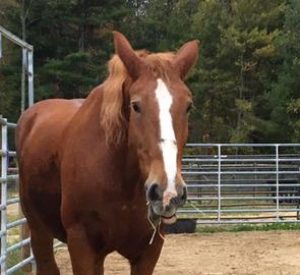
[108,203,149,232]
[84,202,151,250]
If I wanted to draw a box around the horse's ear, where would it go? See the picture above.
[113,31,144,80]
[173,40,199,79]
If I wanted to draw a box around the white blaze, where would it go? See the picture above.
[155,79,178,198]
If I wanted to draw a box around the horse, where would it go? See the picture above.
[15,31,199,275]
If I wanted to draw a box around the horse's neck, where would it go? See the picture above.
[107,144,145,202]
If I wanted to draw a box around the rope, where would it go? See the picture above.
[147,202,165,245]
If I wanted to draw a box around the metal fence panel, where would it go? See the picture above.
[1,118,34,274]
[180,144,300,224]
[0,25,35,274]
[1,117,8,274]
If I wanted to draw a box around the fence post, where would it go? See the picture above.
[22,48,34,271]
[1,117,8,274]
[217,144,222,222]
[275,144,279,221]
[21,48,27,113]
[0,32,2,59]
[27,50,34,107]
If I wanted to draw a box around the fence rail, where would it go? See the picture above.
[1,24,35,274]
[1,117,34,274]
[180,143,300,224]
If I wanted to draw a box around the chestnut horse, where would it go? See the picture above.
[16,31,199,275]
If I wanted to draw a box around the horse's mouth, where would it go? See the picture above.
[148,204,177,226]
[161,214,177,225]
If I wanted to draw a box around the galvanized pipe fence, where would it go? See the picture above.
[179,143,300,224]
[0,117,34,274]
[0,25,35,274]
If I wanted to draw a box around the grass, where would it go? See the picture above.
[5,212,32,275]
[6,245,31,275]
[196,222,300,233]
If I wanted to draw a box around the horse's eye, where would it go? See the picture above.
[131,102,141,113]
[186,102,193,114]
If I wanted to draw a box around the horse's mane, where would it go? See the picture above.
[100,50,176,145]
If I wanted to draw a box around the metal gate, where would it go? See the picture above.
[0,25,35,274]
[180,143,300,224]
[1,117,34,274]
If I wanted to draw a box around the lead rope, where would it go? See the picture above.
[147,203,165,245]
[147,215,158,245]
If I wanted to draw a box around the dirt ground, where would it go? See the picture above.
[55,231,300,275]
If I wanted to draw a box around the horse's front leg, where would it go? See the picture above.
[130,233,164,275]
[66,225,104,275]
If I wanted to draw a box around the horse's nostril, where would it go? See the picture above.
[146,184,162,202]
[172,186,187,206]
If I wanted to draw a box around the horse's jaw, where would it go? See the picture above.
[147,202,177,227]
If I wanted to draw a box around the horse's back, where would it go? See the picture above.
[16,99,83,155]
[16,99,84,241]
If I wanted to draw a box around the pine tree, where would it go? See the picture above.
[191,0,286,142]
[271,0,300,142]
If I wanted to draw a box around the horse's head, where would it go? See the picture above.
[109,32,199,225]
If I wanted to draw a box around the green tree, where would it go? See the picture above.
[271,0,300,142]
[191,0,285,143]
[1,0,299,145]
[2,0,130,104]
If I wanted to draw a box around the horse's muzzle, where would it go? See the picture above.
[146,184,187,225]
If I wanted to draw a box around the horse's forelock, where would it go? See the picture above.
[100,51,176,146]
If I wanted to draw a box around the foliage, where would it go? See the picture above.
[191,0,285,142]
[271,0,300,142]
[0,0,299,143]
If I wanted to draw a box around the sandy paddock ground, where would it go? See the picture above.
[55,231,300,275]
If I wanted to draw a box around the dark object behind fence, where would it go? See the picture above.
[164,219,197,234]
